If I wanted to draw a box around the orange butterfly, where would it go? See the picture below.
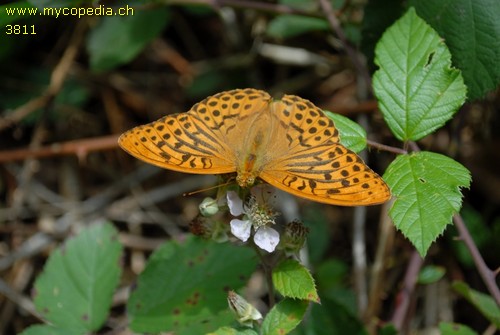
[119,89,390,206]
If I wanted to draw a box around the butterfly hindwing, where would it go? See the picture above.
[260,143,390,205]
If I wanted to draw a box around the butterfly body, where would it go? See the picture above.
[119,89,391,206]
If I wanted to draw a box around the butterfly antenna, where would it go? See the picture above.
[183,180,234,197]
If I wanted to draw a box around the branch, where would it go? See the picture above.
[317,0,373,92]
[453,214,500,305]
[391,250,424,330]
[0,134,120,163]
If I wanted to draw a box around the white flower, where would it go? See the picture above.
[253,226,280,253]
[230,218,252,242]
[227,189,280,252]
[227,191,244,216]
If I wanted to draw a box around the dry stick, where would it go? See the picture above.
[391,251,424,330]
[318,0,373,92]
[0,19,87,132]
[0,134,120,163]
[367,139,408,155]
[170,0,324,17]
[453,215,500,305]
[364,200,395,328]
[0,165,160,272]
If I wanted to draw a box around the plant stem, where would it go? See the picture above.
[453,214,500,305]
[252,243,276,307]
[367,140,408,155]
[391,250,424,330]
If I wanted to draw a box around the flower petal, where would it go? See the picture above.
[227,191,244,216]
[254,227,280,253]
[230,219,251,242]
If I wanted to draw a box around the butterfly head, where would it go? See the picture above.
[236,171,257,188]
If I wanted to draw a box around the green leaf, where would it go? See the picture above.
[208,326,259,335]
[87,8,170,72]
[19,324,83,335]
[411,0,500,100]
[128,236,258,334]
[372,7,467,141]
[417,265,445,284]
[278,0,318,12]
[324,111,367,153]
[452,281,500,328]
[272,259,319,303]
[33,223,123,332]
[383,151,471,256]
[266,15,329,39]
[439,322,478,335]
[261,299,308,335]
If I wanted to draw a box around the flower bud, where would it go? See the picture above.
[279,220,309,254]
[227,290,262,326]
[199,197,219,217]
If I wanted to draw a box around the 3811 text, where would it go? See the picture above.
[5,24,36,35]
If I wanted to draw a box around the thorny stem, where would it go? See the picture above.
[318,0,373,94]
[391,251,424,330]
[252,242,276,308]
[367,139,408,155]
[453,215,500,306]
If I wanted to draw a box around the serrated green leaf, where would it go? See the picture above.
[411,0,500,100]
[18,324,84,335]
[208,326,259,335]
[324,111,367,153]
[439,322,478,335]
[266,15,329,39]
[261,299,308,335]
[383,151,471,256]
[87,8,170,72]
[417,265,445,284]
[33,222,123,332]
[272,259,319,303]
[373,7,467,141]
[128,235,258,334]
[452,281,500,328]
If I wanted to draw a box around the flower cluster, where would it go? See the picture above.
[227,188,280,253]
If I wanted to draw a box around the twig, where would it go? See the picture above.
[353,205,368,315]
[0,134,120,163]
[364,200,395,327]
[317,0,373,93]
[0,165,161,271]
[367,139,408,155]
[391,250,424,330]
[168,0,324,17]
[453,214,500,305]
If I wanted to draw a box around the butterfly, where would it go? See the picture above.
[118,88,391,206]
